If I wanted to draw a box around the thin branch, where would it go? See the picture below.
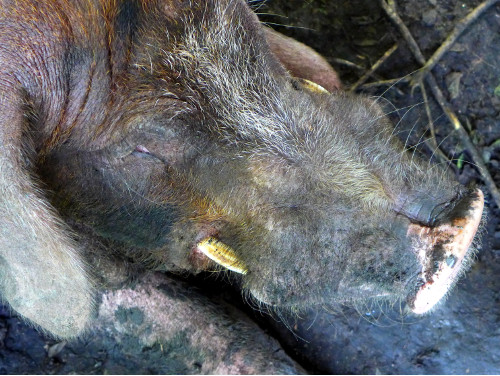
[420,81,451,166]
[349,43,399,92]
[330,57,366,71]
[426,73,500,209]
[380,0,426,65]
[359,76,410,89]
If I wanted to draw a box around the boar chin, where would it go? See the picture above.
[406,189,484,314]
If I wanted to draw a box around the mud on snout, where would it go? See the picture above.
[405,189,484,314]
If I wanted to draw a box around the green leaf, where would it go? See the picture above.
[491,139,500,148]
[456,153,465,169]
[494,84,500,97]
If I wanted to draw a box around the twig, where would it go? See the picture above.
[427,74,500,209]
[330,57,366,71]
[380,0,425,65]
[420,81,451,166]
[380,0,500,208]
[334,55,405,95]
[349,43,399,92]
[359,76,410,89]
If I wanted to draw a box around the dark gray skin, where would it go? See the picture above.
[0,0,483,338]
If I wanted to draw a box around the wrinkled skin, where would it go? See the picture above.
[0,0,483,338]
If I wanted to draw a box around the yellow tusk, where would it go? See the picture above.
[196,237,248,275]
[296,78,330,94]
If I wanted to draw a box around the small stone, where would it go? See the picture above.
[422,9,438,26]
[47,341,67,358]
[446,72,463,100]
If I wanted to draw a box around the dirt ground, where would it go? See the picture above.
[1,0,499,374]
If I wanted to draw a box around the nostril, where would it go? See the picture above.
[429,200,454,226]
[394,188,465,227]
[395,196,451,226]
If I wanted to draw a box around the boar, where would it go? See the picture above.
[0,0,484,339]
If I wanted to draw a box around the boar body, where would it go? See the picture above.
[0,0,483,338]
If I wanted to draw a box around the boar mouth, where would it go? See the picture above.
[406,189,484,314]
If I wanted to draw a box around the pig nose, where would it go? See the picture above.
[406,189,484,314]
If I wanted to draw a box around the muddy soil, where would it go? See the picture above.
[1,0,499,374]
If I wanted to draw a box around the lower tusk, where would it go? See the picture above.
[196,237,248,275]
[297,78,330,94]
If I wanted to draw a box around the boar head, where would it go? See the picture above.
[62,0,482,314]
[0,0,484,338]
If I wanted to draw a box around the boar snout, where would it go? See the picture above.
[241,189,485,313]
[405,189,484,314]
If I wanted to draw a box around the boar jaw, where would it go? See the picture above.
[407,189,484,314]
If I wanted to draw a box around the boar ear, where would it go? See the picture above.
[263,27,342,92]
[0,87,94,338]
